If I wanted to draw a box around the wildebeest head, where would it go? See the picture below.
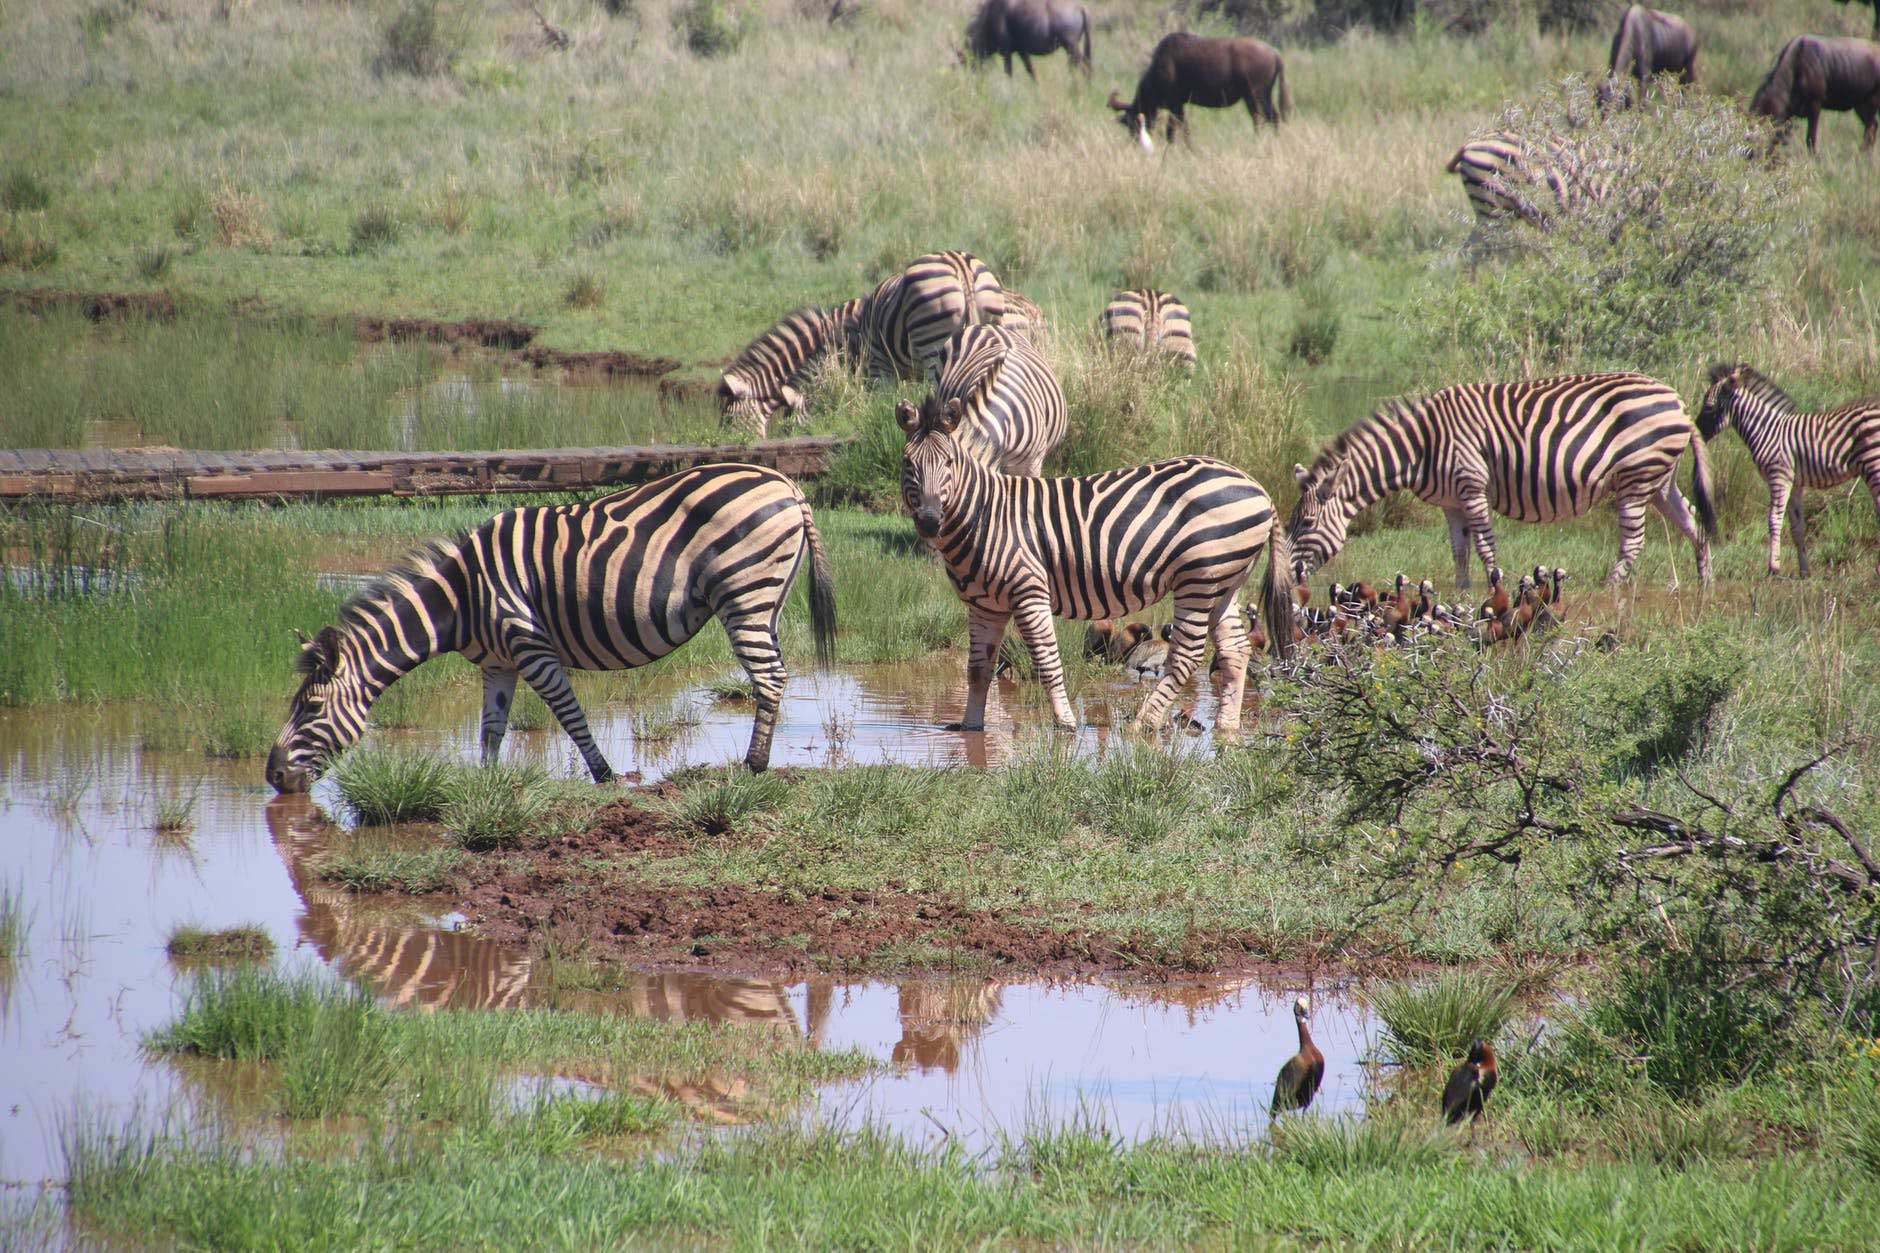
[1107,90,1155,152]
[898,396,969,539]
[267,625,368,794]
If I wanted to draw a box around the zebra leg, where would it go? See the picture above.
[1011,597,1075,729]
[1766,475,1794,576]
[1652,480,1711,585]
[953,606,1011,732]
[1207,598,1253,738]
[1444,508,1474,589]
[721,608,789,773]
[479,666,519,765]
[1788,488,1809,577]
[1460,491,1500,584]
[513,645,614,784]
[1610,494,1649,584]
[1134,605,1208,734]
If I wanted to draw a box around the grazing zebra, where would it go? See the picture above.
[1287,372,1715,589]
[266,464,836,791]
[914,324,1067,476]
[897,401,1295,737]
[998,289,1047,345]
[718,298,865,438]
[1697,364,1880,576]
[858,250,1006,382]
[1446,132,1608,233]
[1099,289,1196,368]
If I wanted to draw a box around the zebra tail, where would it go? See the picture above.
[1688,430,1719,541]
[1444,146,1465,174]
[800,502,838,664]
[1262,524,1297,661]
[1275,60,1291,121]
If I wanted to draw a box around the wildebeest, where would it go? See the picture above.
[1600,6,1698,107]
[1107,33,1288,151]
[1750,35,1880,153]
[966,0,1091,79]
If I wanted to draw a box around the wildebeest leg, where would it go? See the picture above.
[1011,595,1074,728]
[955,605,1010,732]
[1860,105,1877,152]
[1652,479,1711,586]
[1002,50,1014,76]
[1170,106,1188,146]
[1807,108,1821,153]
[1444,508,1474,590]
[1020,50,1036,80]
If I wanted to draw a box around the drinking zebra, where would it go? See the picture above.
[1099,289,1196,368]
[718,299,864,439]
[897,401,1295,737]
[859,250,1006,382]
[266,464,836,791]
[913,324,1067,476]
[1697,364,1880,576]
[1446,132,1608,233]
[1287,372,1715,588]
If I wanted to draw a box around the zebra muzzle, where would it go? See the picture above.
[914,507,943,538]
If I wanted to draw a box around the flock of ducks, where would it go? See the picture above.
[1081,564,1577,683]
[1270,996,1500,1127]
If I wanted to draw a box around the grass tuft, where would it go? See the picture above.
[0,879,24,963]
[443,763,552,851]
[664,771,788,837]
[330,748,456,826]
[348,205,402,256]
[165,924,275,964]
[152,789,197,833]
[1268,1111,1449,1172]
[1367,971,1518,1066]
[315,842,465,893]
[563,271,605,310]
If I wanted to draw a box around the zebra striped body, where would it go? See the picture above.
[1288,372,1715,588]
[913,324,1067,476]
[998,289,1047,345]
[1698,364,1880,576]
[1446,132,1608,232]
[1100,289,1196,368]
[718,298,865,438]
[859,251,1006,382]
[899,402,1295,737]
[266,464,836,791]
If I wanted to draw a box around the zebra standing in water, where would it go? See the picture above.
[858,250,1006,382]
[1288,372,1715,588]
[898,402,1295,737]
[905,324,1067,476]
[1697,364,1880,576]
[1446,132,1610,236]
[718,299,865,438]
[1099,289,1196,368]
[266,464,836,792]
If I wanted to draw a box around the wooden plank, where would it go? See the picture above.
[0,474,77,497]
[187,470,398,498]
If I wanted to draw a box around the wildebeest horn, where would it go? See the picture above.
[1106,90,1127,111]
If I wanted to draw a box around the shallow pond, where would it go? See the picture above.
[0,663,1366,1193]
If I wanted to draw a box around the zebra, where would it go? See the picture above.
[913,324,1067,476]
[998,288,1047,345]
[1099,289,1196,369]
[718,298,865,438]
[1287,372,1715,589]
[1697,363,1880,577]
[858,250,1006,382]
[265,464,836,792]
[1445,132,1610,236]
[897,400,1295,738]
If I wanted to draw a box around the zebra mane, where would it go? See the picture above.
[1724,365,1798,413]
[1303,398,1418,495]
[335,536,469,632]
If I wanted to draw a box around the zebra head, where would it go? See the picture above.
[267,625,371,794]
[1695,363,1747,441]
[1286,460,1355,579]
[717,373,803,440]
[897,396,967,539]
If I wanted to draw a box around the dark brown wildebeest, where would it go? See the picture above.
[1107,32,1289,151]
[1751,35,1880,153]
[1599,6,1698,108]
[966,0,1091,80]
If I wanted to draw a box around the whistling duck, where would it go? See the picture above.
[1442,1039,1498,1124]
[1271,996,1326,1115]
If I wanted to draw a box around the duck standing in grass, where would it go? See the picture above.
[1271,996,1326,1115]
[1442,1039,1498,1124]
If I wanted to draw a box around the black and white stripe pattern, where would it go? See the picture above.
[1445,132,1609,232]
[998,289,1047,346]
[859,251,1006,382]
[267,464,837,790]
[718,298,865,438]
[898,402,1295,737]
[1288,372,1716,588]
[1698,364,1880,576]
[912,324,1067,476]
[1099,289,1196,368]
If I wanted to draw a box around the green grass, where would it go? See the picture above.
[0,878,24,963]
[151,788,197,833]
[329,747,456,825]
[441,763,554,851]
[1366,971,1520,1065]
[164,924,275,964]
[313,840,466,894]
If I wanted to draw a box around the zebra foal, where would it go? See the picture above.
[1697,364,1880,576]
[898,402,1295,737]
[266,464,835,792]
[718,299,864,438]
[1288,372,1715,588]
[1099,289,1196,368]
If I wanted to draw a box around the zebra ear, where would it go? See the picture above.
[721,373,750,400]
[779,384,805,412]
[1292,463,1309,486]
[292,628,312,647]
[895,400,921,436]
[296,626,342,683]
[938,397,965,434]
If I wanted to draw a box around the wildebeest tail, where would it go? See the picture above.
[1275,58,1290,121]
[800,500,837,664]
[1687,429,1718,541]
[1262,525,1296,661]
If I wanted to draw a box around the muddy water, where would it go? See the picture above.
[0,665,1359,1189]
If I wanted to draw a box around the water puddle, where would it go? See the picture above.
[0,663,1316,1189]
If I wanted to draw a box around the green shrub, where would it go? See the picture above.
[330,749,456,825]
[675,0,745,57]
[376,0,461,77]
[135,244,173,282]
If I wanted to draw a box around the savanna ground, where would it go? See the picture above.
[4,0,1880,1245]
